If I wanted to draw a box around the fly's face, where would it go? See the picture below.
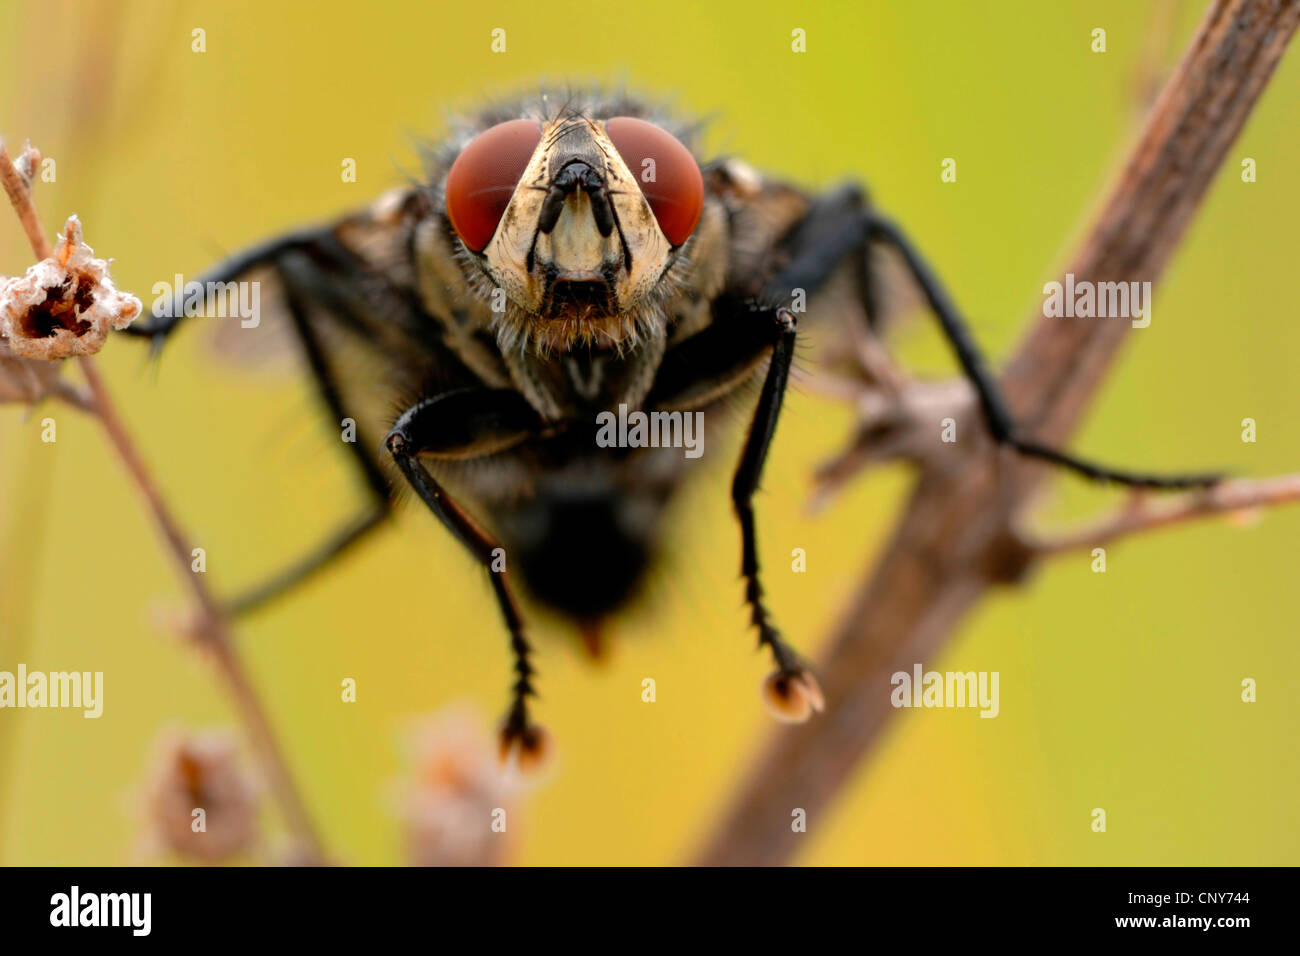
[442,112,704,352]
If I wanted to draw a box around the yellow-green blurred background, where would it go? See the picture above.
[2,0,1297,866]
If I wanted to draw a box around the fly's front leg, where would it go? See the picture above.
[731,306,825,723]
[384,390,548,767]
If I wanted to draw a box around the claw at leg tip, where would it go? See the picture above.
[761,668,825,723]
[498,721,552,775]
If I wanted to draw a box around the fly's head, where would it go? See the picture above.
[435,100,706,354]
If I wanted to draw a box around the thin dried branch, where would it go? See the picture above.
[0,143,325,865]
[1031,474,1300,555]
[697,0,1300,866]
[0,140,49,258]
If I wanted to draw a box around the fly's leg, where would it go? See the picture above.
[649,300,824,720]
[121,230,323,349]
[731,306,825,723]
[385,392,547,767]
[226,506,389,616]
[865,215,1222,489]
[765,183,874,318]
[771,189,1222,490]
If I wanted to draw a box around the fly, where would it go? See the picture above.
[125,91,1219,763]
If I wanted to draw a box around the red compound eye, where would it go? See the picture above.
[605,116,704,246]
[444,119,543,252]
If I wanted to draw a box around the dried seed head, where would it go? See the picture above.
[761,669,826,723]
[0,215,141,360]
[139,729,260,862]
[398,708,519,867]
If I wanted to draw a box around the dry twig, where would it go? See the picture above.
[0,141,325,865]
[1031,475,1300,555]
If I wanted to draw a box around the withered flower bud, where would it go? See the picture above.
[0,215,141,360]
[397,708,521,867]
[139,729,260,863]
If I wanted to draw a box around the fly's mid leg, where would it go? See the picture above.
[650,298,826,723]
[730,306,825,723]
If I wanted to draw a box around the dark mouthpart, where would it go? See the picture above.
[537,160,616,238]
